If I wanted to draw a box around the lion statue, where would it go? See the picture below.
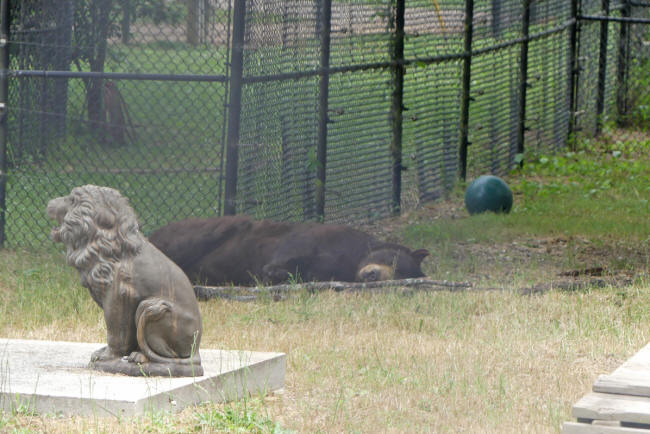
[47,185,203,377]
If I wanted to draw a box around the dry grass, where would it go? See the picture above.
[200,286,649,433]
[1,256,649,433]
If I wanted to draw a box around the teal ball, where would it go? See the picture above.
[465,175,513,215]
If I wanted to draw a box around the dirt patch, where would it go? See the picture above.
[448,235,645,287]
[520,276,636,295]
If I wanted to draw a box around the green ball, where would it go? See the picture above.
[465,175,513,215]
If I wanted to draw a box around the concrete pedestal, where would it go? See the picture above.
[0,338,285,417]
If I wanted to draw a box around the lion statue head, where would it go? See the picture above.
[47,185,144,299]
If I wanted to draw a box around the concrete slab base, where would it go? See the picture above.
[0,338,285,417]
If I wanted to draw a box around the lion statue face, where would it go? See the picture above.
[46,185,144,291]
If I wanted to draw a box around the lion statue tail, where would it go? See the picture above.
[135,298,202,368]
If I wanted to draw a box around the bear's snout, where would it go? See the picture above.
[357,263,394,282]
[360,269,379,281]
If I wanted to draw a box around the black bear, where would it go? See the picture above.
[149,216,429,286]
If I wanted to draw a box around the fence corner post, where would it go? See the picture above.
[516,0,531,165]
[223,0,246,215]
[390,0,405,216]
[568,0,580,146]
[459,0,474,181]
[315,0,332,222]
[616,0,631,126]
[0,0,9,248]
[595,0,611,136]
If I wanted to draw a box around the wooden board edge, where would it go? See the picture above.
[563,421,650,433]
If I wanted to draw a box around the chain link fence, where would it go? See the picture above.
[0,0,648,247]
[627,4,650,130]
[576,0,650,135]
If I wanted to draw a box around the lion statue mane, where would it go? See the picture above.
[47,185,203,377]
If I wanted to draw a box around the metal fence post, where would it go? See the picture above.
[390,0,405,216]
[516,0,531,163]
[568,0,580,143]
[459,0,474,181]
[616,0,631,126]
[315,0,332,221]
[0,0,8,247]
[492,0,503,38]
[187,0,199,45]
[121,0,131,44]
[595,0,611,135]
[223,0,246,215]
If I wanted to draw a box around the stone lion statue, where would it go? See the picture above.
[47,185,203,377]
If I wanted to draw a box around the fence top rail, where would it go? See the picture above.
[578,14,650,24]
[9,70,228,83]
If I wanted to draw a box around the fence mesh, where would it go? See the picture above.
[1,0,648,247]
[237,0,319,221]
[401,1,463,208]
[619,3,650,131]
[6,0,231,245]
[324,2,393,222]
[576,0,650,136]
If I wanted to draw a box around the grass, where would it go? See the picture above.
[1,136,649,432]
[0,397,286,433]
[1,278,649,432]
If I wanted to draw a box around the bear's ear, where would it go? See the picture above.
[412,249,430,263]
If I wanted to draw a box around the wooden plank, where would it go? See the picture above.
[594,344,650,397]
[563,421,650,433]
[572,392,650,425]
[595,372,650,398]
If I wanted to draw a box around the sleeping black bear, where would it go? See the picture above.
[148,216,429,286]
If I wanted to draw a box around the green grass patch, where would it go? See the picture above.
[194,400,291,433]
[406,138,650,243]
[0,248,103,341]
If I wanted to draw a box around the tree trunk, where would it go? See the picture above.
[86,0,112,139]
[121,0,131,44]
